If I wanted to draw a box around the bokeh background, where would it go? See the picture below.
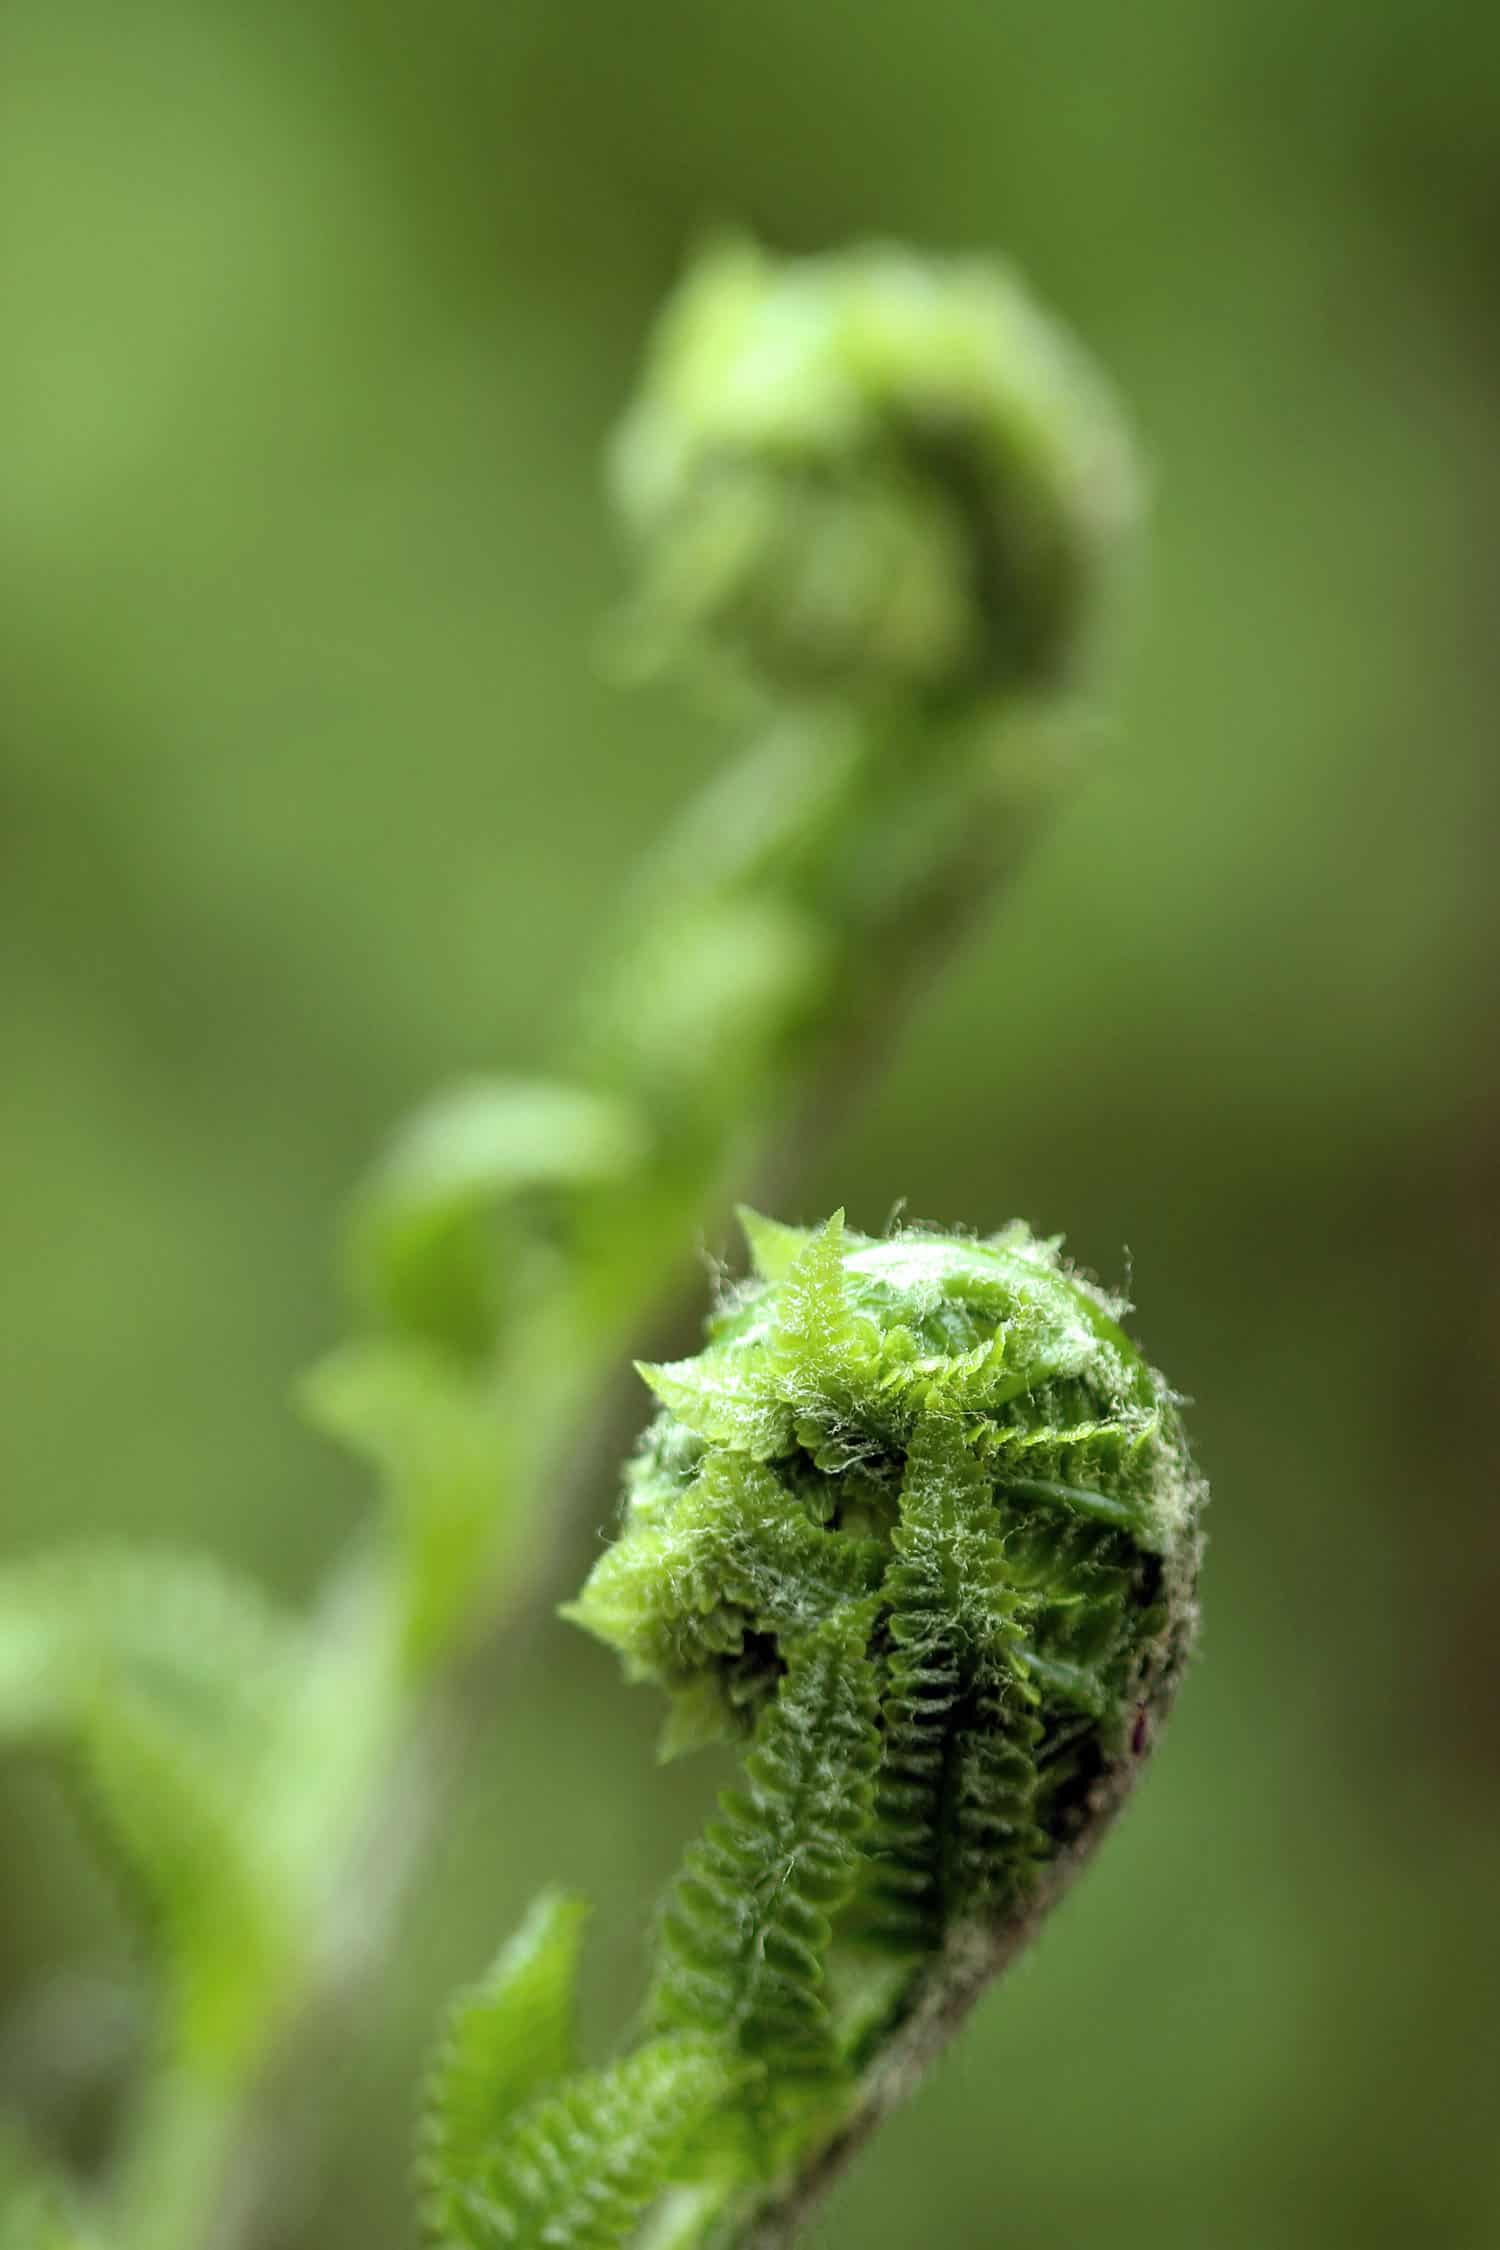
[3,3,1498,2245]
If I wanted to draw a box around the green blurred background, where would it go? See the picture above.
[3,2,1498,2244]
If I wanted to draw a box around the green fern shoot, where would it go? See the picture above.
[424,1211,1204,2249]
[2,233,1159,2250]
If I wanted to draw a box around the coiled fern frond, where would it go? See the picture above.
[430,1209,1203,2250]
[611,237,1138,703]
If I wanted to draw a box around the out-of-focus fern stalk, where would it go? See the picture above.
[0,239,1141,2250]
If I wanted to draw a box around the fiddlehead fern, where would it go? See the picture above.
[430,1212,1203,2249]
[611,236,1137,701]
[409,242,1171,2250]
[3,233,1154,2250]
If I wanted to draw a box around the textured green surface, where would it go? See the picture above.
[420,1892,590,2243]
[511,1213,1201,2234]
[440,2037,734,2250]
[572,1216,1200,1825]
[2,3,1497,2246]
[647,1598,882,2077]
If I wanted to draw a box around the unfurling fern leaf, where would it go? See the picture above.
[440,2037,735,2250]
[575,1213,1200,1970]
[420,1891,589,2245]
[648,1601,881,2079]
[558,1208,1204,2242]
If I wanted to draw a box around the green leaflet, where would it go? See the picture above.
[649,1601,881,2077]
[636,1216,888,1471]
[883,1416,1020,1657]
[635,1354,792,1464]
[443,2037,735,2250]
[420,1892,590,2245]
[563,1451,884,1742]
[735,1208,813,1288]
[946,1666,1047,1923]
[764,1216,885,1469]
[865,1418,1038,1948]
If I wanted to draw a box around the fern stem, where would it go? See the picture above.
[735,1739,1174,2250]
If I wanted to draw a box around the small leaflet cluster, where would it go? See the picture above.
[420,1211,1202,2248]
